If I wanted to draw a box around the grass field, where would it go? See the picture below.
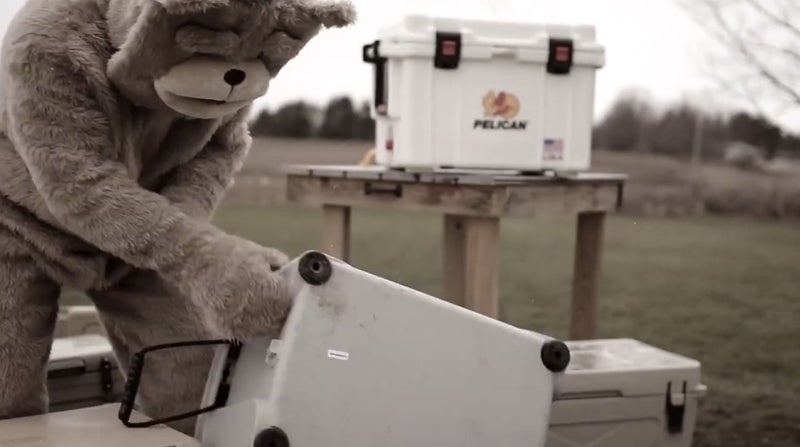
[210,203,800,447]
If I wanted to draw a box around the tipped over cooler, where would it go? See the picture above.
[363,14,605,173]
[191,251,572,447]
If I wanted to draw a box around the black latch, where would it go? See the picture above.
[363,40,388,115]
[100,357,114,400]
[666,381,687,434]
[547,38,574,75]
[435,32,462,69]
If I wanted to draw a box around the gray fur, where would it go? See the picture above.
[0,0,355,433]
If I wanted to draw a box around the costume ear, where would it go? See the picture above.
[304,0,358,29]
[262,1,356,76]
[275,0,357,39]
[152,0,230,15]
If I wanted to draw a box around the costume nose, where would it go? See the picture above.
[224,69,246,86]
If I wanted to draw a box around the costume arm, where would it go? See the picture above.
[157,109,252,221]
[5,39,288,338]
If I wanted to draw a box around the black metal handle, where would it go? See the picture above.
[363,40,388,115]
[118,339,242,428]
[362,41,379,63]
[364,182,402,198]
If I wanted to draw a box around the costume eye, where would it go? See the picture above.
[175,23,241,56]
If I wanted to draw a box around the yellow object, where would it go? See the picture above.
[359,148,377,166]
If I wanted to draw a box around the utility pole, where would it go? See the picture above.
[691,112,705,167]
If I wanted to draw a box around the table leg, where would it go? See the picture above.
[322,205,351,263]
[570,211,606,340]
[443,215,467,308]
[443,215,500,319]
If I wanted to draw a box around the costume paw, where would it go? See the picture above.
[238,238,291,272]
[193,235,294,339]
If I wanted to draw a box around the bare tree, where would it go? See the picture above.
[678,0,800,119]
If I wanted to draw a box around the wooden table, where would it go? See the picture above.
[284,165,627,340]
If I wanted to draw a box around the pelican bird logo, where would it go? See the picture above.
[483,91,521,119]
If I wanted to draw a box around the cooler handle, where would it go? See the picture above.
[118,339,242,428]
[362,41,388,115]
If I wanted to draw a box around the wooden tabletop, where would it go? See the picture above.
[282,164,629,186]
[283,164,628,218]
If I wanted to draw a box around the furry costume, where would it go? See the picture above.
[0,0,355,434]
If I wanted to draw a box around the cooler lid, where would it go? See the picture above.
[377,14,603,52]
[554,339,704,399]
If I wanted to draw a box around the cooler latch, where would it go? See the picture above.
[666,381,687,434]
[435,32,462,69]
[547,38,574,75]
[100,357,114,400]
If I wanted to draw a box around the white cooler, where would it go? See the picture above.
[547,339,708,447]
[47,334,124,412]
[363,14,605,173]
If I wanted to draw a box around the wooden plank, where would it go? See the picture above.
[442,215,500,318]
[442,215,467,308]
[502,183,621,217]
[287,176,502,217]
[322,205,351,262]
[286,176,622,218]
[463,217,501,319]
[570,211,606,340]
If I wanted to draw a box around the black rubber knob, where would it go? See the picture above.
[541,340,571,373]
[298,251,333,286]
[253,427,290,447]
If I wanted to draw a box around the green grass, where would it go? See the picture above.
[63,203,800,446]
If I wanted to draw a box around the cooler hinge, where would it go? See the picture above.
[666,381,687,434]
[100,357,114,401]
[547,38,574,75]
[435,32,462,69]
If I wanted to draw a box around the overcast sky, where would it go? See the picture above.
[2,0,797,131]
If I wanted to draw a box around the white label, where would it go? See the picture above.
[327,350,350,361]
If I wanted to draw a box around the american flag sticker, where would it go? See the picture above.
[543,138,565,161]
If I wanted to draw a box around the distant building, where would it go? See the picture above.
[724,142,765,169]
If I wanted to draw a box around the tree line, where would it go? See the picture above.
[592,89,800,161]
[249,91,800,162]
[250,95,375,141]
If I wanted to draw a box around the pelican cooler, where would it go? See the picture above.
[47,334,124,412]
[546,339,707,447]
[363,14,605,172]
[0,404,201,447]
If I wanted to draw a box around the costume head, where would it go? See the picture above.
[105,0,356,119]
